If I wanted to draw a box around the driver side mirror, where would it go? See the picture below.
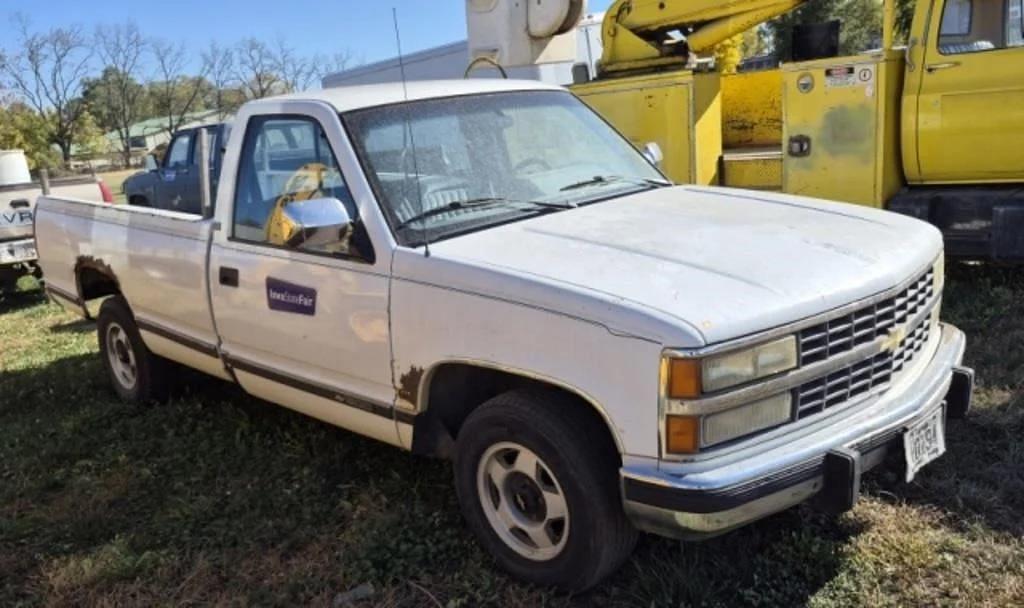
[278,197,354,252]
[642,142,664,167]
[144,154,159,171]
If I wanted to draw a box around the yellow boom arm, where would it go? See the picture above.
[600,0,808,74]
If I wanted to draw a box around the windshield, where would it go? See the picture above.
[343,90,667,245]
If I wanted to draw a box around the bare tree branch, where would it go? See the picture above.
[312,50,356,85]
[150,37,211,137]
[92,22,147,166]
[201,40,238,119]
[272,36,316,93]
[0,14,93,165]
[234,38,283,99]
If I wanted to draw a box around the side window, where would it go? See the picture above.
[190,128,219,168]
[165,133,192,169]
[232,116,361,258]
[939,0,1021,54]
[1010,0,1024,47]
[940,0,973,38]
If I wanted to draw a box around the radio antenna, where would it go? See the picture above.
[393,7,430,257]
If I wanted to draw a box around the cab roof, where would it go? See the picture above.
[247,79,566,114]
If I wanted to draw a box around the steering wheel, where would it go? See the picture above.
[514,157,552,174]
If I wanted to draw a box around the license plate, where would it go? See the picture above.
[0,241,37,264]
[904,406,946,482]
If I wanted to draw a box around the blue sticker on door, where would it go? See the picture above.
[266,277,317,315]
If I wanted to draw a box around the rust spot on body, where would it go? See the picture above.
[398,366,425,407]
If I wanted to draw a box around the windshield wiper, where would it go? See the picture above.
[559,175,672,192]
[396,197,575,229]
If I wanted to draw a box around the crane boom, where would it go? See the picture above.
[600,0,808,74]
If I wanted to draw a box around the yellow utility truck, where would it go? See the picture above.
[467,0,1024,260]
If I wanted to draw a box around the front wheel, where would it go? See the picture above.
[453,389,637,591]
[97,296,170,403]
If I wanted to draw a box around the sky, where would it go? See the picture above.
[2,0,617,72]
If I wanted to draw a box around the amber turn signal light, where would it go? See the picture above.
[668,358,702,399]
[665,415,700,454]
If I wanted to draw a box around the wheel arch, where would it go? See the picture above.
[409,359,625,460]
[73,255,123,319]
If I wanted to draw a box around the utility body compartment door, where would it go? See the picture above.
[208,103,401,447]
[913,0,1024,183]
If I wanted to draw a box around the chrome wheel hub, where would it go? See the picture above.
[105,322,138,391]
[477,442,569,561]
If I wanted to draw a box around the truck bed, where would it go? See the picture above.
[34,196,223,375]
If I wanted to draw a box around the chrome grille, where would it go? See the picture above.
[793,268,937,420]
[798,268,934,366]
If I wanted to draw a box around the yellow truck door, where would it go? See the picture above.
[913,0,1024,184]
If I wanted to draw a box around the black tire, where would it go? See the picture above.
[454,388,637,591]
[96,296,170,403]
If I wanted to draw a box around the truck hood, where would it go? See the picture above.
[421,186,943,346]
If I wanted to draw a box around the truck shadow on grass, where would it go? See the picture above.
[1,348,855,607]
[0,288,46,316]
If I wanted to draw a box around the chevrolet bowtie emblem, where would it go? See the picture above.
[881,325,908,354]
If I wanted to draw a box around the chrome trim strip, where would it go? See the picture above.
[666,290,941,417]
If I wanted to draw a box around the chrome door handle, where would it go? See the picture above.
[926,61,961,73]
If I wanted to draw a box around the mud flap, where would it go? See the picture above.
[992,206,1024,262]
[818,448,862,514]
[946,366,975,420]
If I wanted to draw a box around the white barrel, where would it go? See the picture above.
[0,150,32,186]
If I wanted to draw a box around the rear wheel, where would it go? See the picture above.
[97,296,170,403]
[453,389,637,591]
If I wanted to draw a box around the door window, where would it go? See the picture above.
[232,116,363,258]
[1009,0,1024,47]
[938,0,1023,53]
[165,132,192,169]
[190,127,219,167]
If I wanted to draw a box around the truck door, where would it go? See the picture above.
[208,109,399,446]
[914,0,1024,183]
[156,130,195,211]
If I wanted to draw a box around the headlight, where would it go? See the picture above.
[665,393,793,454]
[702,393,792,445]
[667,336,798,398]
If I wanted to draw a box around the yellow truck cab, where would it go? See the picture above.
[892,0,1024,259]
[468,0,1024,261]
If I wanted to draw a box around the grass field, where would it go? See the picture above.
[1,265,1022,606]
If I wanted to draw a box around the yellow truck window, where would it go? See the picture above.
[1009,0,1024,47]
[939,0,1022,53]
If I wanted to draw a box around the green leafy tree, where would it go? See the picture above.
[0,98,60,169]
[767,0,883,61]
[894,0,917,40]
[73,110,110,160]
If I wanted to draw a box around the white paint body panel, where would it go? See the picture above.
[33,81,945,465]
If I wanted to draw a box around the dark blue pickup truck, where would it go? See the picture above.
[124,123,228,214]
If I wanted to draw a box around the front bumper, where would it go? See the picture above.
[621,323,971,540]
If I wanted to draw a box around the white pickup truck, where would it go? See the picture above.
[1,170,113,290]
[35,80,974,590]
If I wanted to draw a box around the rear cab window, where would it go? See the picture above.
[939,0,1024,54]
